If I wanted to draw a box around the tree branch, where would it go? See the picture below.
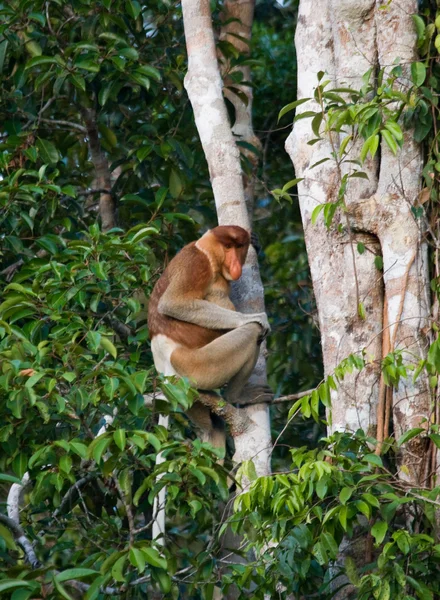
[0,513,40,568]
[53,472,99,518]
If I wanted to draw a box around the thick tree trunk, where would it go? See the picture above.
[286,0,431,485]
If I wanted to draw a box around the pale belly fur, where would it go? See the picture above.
[151,334,180,376]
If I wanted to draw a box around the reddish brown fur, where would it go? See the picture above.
[148,226,250,350]
[212,226,249,266]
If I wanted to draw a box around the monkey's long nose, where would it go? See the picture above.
[229,262,242,280]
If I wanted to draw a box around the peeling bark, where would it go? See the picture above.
[286,0,430,485]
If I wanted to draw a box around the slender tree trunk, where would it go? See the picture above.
[219,0,261,216]
[182,0,271,477]
[286,0,430,485]
[81,108,116,232]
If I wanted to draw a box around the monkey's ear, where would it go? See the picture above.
[250,231,262,255]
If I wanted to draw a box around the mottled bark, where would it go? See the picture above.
[219,0,261,217]
[286,0,430,485]
[81,108,116,232]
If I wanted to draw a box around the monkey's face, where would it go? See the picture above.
[221,242,248,281]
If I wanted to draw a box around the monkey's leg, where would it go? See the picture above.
[170,323,261,390]
[224,345,272,405]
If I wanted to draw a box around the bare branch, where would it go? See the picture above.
[0,513,40,568]
[39,118,87,133]
[7,472,30,524]
[272,389,316,404]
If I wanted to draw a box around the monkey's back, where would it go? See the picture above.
[148,243,229,350]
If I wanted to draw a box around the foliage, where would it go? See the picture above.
[0,0,322,597]
[231,426,440,600]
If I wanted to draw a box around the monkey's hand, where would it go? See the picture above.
[242,312,270,339]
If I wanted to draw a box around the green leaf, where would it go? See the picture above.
[25,372,45,388]
[339,486,354,505]
[381,129,398,155]
[12,453,28,479]
[137,64,161,82]
[25,56,58,69]
[277,98,310,121]
[129,547,146,573]
[100,337,117,358]
[384,120,403,141]
[89,436,111,463]
[55,569,99,583]
[0,473,23,484]
[339,505,348,530]
[133,478,150,506]
[131,72,150,89]
[169,169,183,198]
[412,15,426,43]
[113,429,126,451]
[59,454,72,474]
[363,453,383,467]
[397,427,424,447]
[111,555,127,583]
[411,62,426,87]
[126,0,141,18]
[355,500,370,518]
[362,493,380,508]
[131,227,158,244]
[53,577,74,600]
[371,520,387,545]
[429,433,440,449]
[0,582,36,593]
[141,546,167,570]
[75,59,100,72]
[36,138,60,164]
[311,204,325,225]
[407,576,433,600]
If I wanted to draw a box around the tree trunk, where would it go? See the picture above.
[182,0,271,478]
[81,108,116,232]
[286,0,431,485]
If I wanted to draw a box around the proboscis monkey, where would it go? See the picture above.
[148,225,271,447]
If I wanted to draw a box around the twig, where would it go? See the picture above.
[77,188,112,196]
[113,478,135,546]
[272,388,315,404]
[0,513,40,568]
[39,118,87,133]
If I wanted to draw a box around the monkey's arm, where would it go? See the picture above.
[158,245,270,334]
[159,288,269,333]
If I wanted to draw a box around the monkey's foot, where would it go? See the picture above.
[230,384,273,406]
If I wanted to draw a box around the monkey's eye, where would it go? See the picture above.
[225,243,232,249]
